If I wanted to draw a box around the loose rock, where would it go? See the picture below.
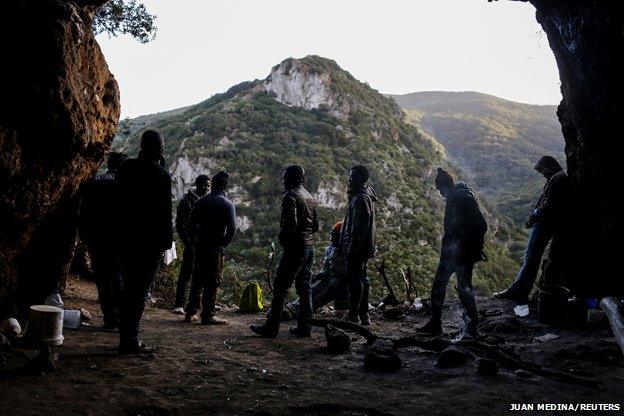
[437,346,472,368]
[325,325,351,354]
[479,315,521,334]
[364,339,402,372]
[476,358,498,376]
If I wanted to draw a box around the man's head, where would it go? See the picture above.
[434,167,456,198]
[107,152,127,172]
[211,171,229,192]
[282,165,305,190]
[195,174,210,196]
[140,130,164,160]
[348,165,369,189]
[534,155,563,179]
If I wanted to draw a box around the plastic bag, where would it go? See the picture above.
[164,242,177,265]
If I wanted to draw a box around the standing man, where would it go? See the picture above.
[172,174,210,314]
[418,167,487,338]
[493,156,570,303]
[184,171,236,325]
[250,165,319,338]
[340,165,377,325]
[117,130,173,354]
[80,152,127,330]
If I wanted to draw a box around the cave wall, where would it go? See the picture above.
[0,0,120,316]
[527,0,623,295]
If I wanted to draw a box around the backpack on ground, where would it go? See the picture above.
[239,282,264,313]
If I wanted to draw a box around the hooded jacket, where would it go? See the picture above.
[443,182,487,263]
[531,157,569,229]
[340,185,377,259]
[188,190,236,250]
[117,157,173,253]
[176,189,201,246]
[278,184,319,249]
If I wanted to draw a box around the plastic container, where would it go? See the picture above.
[63,309,81,329]
[537,285,570,324]
[25,305,64,346]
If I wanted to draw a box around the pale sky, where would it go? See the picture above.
[97,0,561,119]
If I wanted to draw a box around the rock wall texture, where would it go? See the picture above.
[526,0,623,295]
[0,0,119,315]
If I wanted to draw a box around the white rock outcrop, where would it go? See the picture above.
[313,179,346,209]
[170,156,218,199]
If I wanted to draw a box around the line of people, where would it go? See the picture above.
[80,128,568,353]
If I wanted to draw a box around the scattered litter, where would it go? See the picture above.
[409,298,424,312]
[534,333,560,342]
[1,318,22,336]
[44,292,64,308]
[514,304,529,317]
[164,242,177,265]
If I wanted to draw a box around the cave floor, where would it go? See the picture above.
[2,277,623,416]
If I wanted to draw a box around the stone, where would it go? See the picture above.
[515,369,533,379]
[479,316,521,334]
[476,358,498,376]
[0,1,120,309]
[382,306,406,320]
[437,346,472,369]
[325,325,350,354]
[364,339,402,372]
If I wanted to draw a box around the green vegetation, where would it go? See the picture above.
[391,91,565,226]
[115,57,521,305]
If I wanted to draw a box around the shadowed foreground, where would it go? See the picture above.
[2,278,622,416]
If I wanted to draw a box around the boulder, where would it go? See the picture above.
[476,358,498,376]
[479,316,521,334]
[437,346,472,368]
[325,325,350,354]
[364,339,402,372]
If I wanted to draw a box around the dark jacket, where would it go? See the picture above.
[176,190,201,245]
[79,170,120,247]
[340,185,377,259]
[278,185,319,249]
[188,190,236,250]
[530,159,569,230]
[117,158,173,253]
[442,183,487,263]
[316,245,346,282]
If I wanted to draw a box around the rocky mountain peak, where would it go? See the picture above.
[263,56,349,119]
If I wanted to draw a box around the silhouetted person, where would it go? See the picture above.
[418,167,487,338]
[80,152,127,330]
[493,156,570,303]
[117,130,173,354]
[286,221,348,317]
[172,174,210,314]
[341,165,377,325]
[250,165,319,338]
[184,172,236,325]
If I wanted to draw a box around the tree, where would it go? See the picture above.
[93,0,157,43]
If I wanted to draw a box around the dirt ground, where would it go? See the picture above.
[2,277,623,416]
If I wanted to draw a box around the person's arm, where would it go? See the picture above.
[223,202,237,248]
[278,193,297,246]
[187,202,200,244]
[347,194,370,257]
[161,173,174,250]
[175,198,192,245]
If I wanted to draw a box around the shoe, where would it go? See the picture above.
[288,326,311,338]
[359,314,371,326]
[343,313,359,324]
[201,316,228,325]
[119,341,156,355]
[172,307,185,314]
[416,319,442,336]
[250,323,279,338]
[184,314,199,323]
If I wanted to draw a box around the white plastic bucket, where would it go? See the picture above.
[26,305,64,346]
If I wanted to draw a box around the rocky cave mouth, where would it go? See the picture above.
[1,0,622,316]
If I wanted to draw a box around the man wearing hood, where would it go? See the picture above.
[116,130,173,354]
[341,165,377,325]
[184,172,236,325]
[418,168,487,338]
[494,156,569,303]
[172,174,210,314]
[251,165,319,338]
